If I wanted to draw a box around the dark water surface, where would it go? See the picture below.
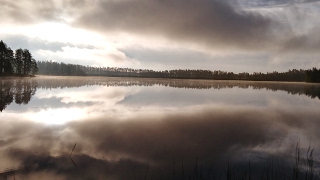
[1,76,320,179]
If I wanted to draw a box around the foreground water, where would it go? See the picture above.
[1,76,320,179]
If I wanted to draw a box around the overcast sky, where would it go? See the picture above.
[1,0,320,73]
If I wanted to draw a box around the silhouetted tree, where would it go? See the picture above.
[15,48,24,75]
[23,49,32,75]
[4,47,14,74]
[0,40,6,75]
[30,58,38,75]
[0,40,38,76]
[0,41,15,75]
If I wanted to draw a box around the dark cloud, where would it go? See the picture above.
[2,0,320,56]
[75,0,277,50]
[240,0,320,7]
[72,0,320,54]
[279,28,320,53]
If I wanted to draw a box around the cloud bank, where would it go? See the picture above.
[75,0,277,51]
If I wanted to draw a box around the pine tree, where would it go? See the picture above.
[15,48,24,75]
[4,47,14,74]
[30,58,38,75]
[0,40,7,75]
[23,49,32,75]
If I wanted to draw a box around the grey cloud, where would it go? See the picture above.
[108,53,128,63]
[2,0,320,55]
[2,35,95,53]
[73,0,320,54]
[279,29,320,53]
[240,0,320,7]
[3,36,65,52]
[31,0,93,21]
[0,1,34,24]
[75,0,276,50]
[0,0,91,24]
[121,45,271,72]
[0,0,53,23]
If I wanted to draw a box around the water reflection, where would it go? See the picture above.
[1,76,320,180]
[33,76,320,99]
[0,78,37,112]
[2,106,320,179]
[1,76,320,113]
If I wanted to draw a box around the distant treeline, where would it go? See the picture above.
[37,60,320,83]
[0,40,38,76]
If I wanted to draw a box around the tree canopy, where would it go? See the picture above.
[0,40,38,76]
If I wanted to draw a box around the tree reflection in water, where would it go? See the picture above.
[1,76,320,112]
[0,78,37,112]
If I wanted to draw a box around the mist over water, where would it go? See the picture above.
[1,76,320,179]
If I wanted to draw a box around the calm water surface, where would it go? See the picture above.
[1,76,320,179]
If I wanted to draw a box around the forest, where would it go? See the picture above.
[37,60,320,83]
[1,39,319,82]
[0,40,38,76]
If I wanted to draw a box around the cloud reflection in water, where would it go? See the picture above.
[1,76,320,179]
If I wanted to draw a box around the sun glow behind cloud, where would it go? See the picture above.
[0,21,142,67]
[25,22,103,44]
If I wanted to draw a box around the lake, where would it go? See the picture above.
[1,76,320,180]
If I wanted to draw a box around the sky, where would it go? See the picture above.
[1,0,320,73]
